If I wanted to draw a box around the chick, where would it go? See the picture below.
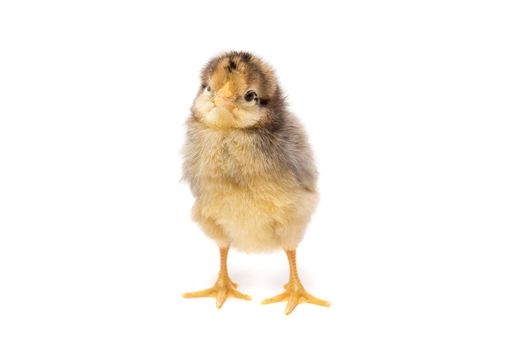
[182,51,329,314]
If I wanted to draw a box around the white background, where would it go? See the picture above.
[1,0,524,349]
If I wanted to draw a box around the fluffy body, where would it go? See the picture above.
[182,52,318,253]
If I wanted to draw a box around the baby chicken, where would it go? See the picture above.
[182,51,329,314]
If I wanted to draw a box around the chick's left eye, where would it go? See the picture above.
[244,90,257,102]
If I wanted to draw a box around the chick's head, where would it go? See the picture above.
[192,51,284,129]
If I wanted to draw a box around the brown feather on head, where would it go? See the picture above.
[191,51,285,130]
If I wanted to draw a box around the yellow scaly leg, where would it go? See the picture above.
[262,250,330,315]
[183,247,251,308]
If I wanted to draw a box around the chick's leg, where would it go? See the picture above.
[183,247,251,308]
[262,250,330,315]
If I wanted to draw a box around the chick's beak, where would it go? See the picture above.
[214,81,236,111]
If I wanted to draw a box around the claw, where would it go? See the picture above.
[216,288,228,308]
[182,288,215,298]
[284,294,300,315]
[231,289,251,300]
[261,292,287,304]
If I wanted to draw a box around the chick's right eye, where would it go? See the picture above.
[244,90,257,102]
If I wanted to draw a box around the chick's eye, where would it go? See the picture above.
[203,85,213,96]
[244,90,257,102]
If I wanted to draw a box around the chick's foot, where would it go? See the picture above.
[183,247,251,308]
[262,250,330,315]
[183,275,251,308]
[262,281,330,315]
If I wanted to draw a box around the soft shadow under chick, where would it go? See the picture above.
[182,51,329,315]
